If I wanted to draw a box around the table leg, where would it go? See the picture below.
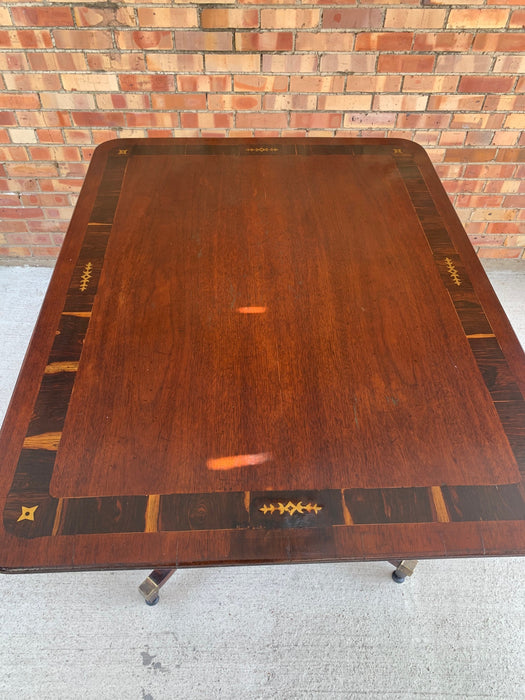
[139,568,177,605]
[389,560,418,583]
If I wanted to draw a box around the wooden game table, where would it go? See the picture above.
[1,138,524,604]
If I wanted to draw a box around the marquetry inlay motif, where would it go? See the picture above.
[17,506,38,523]
[79,262,93,292]
[246,147,279,153]
[445,257,462,286]
[259,501,323,516]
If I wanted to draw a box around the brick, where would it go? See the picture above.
[448,9,509,29]
[126,113,180,128]
[517,77,525,92]
[35,129,64,143]
[0,53,29,71]
[296,32,354,51]
[6,163,59,178]
[62,73,119,92]
[510,10,525,28]
[176,31,232,51]
[0,247,31,258]
[71,112,126,127]
[355,32,413,51]
[469,235,507,247]
[236,32,293,51]
[146,54,203,72]
[320,54,376,73]
[119,74,175,92]
[504,196,525,208]
[0,93,40,109]
[201,9,258,28]
[54,29,113,50]
[237,113,288,128]
[378,55,434,73]
[261,9,320,28]
[403,75,459,93]
[347,76,402,93]
[3,73,61,91]
[505,114,525,129]
[116,31,173,51]
[473,34,525,52]
[28,52,87,72]
[263,55,318,73]
[493,56,525,73]
[0,8,11,25]
[373,95,428,111]
[206,54,260,73]
[0,30,52,49]
[444,148,497,163]
[262,94,316,111]
[451,113,504,130]
[385,9,446,29]
[496,149,525,163]
[484,95,525,112]
[0,113,17,127]
[322,8,383,29]
[318,95,372,111]
[465,131,494,147]
[435,55,493,74]
[39,93,92,111]
[290,113,341,128]
[74,6,135,28]
[290,76,345,93]
[177,75,231,92]
[428,95,484,111]
[88,53,146,73]
[0,177,39,193]
[397,114,450,129]
[208,95,262,111]
[96,94,151,111]
[344,113,397,128]
[464,164,515,179]
[137,8,198,28]
[180,113,234,129]
[17,111,70,128]
[11,6,73,26]
[456,195,504,208]
[413,32,473,52]
[486,180,521,194]
[21,193,71,206]
[152,94,207,110]
[0,207,43,219]
[459,76,515,93]
[234,75,288,92]
[8,128,37,144]
[491,132,520,147]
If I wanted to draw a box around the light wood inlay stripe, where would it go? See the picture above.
[62,311,92,317]
[244,491,250,514]
[467,334,496,339]
[144,494,160,533]
[23,432,62,451]
[44,361,79,374]
[341,490,354,525]
[431,486,450,523]
[51,498,64,537]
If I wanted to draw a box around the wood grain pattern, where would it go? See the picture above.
[1,138,524,573]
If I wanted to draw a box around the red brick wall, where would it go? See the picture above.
[0,1,524,261]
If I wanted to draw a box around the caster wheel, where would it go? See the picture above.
[392,570,406,584]
[145,595,159,606]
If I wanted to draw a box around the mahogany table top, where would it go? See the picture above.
[1,138,524,573]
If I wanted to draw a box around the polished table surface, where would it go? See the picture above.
[1,138,524,573]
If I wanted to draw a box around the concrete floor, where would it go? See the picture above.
[0,262,524,700]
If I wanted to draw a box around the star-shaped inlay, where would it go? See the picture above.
[118,149,128,155]
[17,505,38,522]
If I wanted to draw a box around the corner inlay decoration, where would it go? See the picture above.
[17,506,38,523]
